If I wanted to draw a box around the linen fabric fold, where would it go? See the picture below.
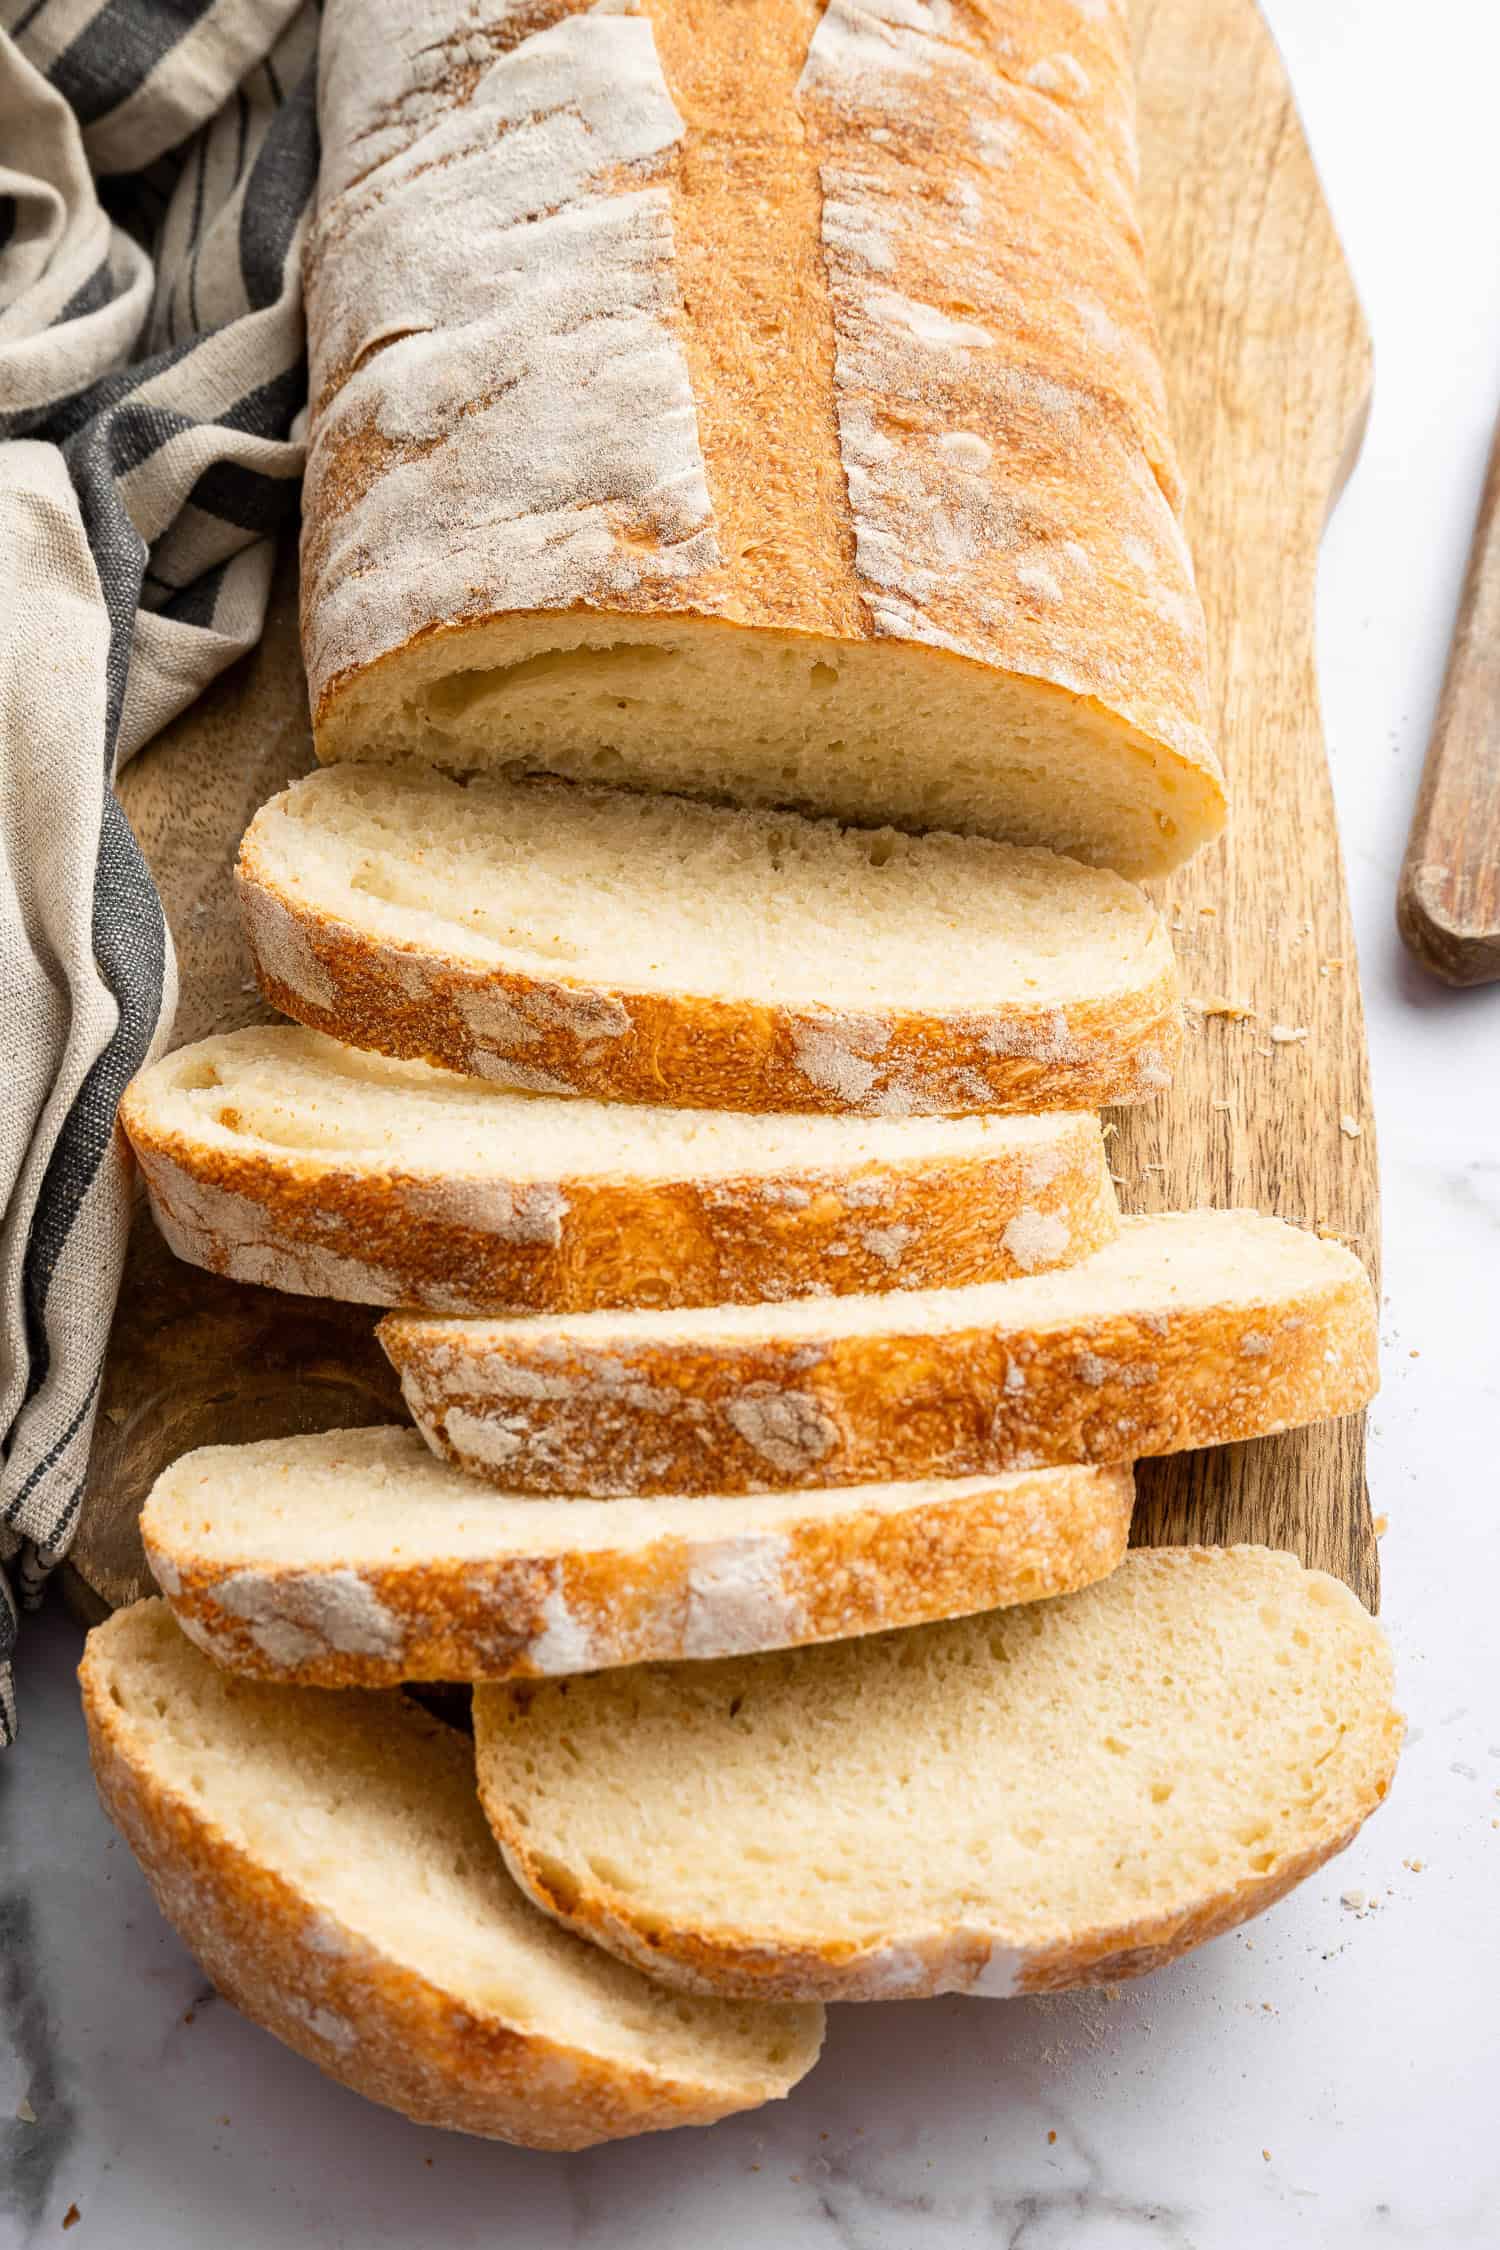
[0,0,318,1741]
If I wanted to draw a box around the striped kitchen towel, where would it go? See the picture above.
[0,0,317,1743]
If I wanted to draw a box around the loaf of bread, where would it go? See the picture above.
[473,1546,1402,2001]
[238,768,1182,1116]
[141,1426,1134,1684]
[383,1210,1379,1495]
[121,1027,1119,1312]
[81,1600,823,2143]
[302,0,1222,876]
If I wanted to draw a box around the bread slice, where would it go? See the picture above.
[304,3,1223,878]
[119,1027,1119,1315]
[472,1546,1402,2002]
[80,1600,822,2145]
[236,767,1182,1115]
[141,1425,1135,1686]
[383,1210,1379,1497]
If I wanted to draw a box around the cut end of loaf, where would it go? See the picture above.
[314,612,1225,881]
[472,1546,1402,2003]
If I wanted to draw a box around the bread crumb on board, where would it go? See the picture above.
[1187,995,1253,1020]
[1269,1024,1309,1044]
[1340,1113,1362,1138]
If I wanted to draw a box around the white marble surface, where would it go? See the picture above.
[6,5,1500,2243]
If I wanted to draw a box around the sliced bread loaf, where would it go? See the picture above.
[80,1600,822,2145]
[236,767,1182,1115]
[119,1027,1118,1314]
[472,1547,1402,2002]
[383,1211,1379,1497]
[141,1426,1135,1685]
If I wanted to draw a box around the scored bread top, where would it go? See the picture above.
[121,1026,1119,1312]
[80,1599,822,2146]
[237,767,1182,1114]
[383,1209,1380,1494]
[302,0,1222,875]
[141,1425,1135,1685]
[472,1546,1402,2002]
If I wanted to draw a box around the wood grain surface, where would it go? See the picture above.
[63,0,1380,1622]
[1397,402,1500,985]
[64,559,405,1622]
[1120,0,1378,1602]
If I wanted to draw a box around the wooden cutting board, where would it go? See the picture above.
[62,0,1380,1622]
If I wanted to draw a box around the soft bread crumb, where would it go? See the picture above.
[245,767,1177,1013]
[80,1601,822,2142]
[473,1548,1401,1998]
[127,1026,1104,1186]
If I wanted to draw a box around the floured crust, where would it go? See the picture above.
[791,0,1207,769]
[121,1076,1120,1316]
[142,1443,1135,1685]
[382,1217,1380,1496]
[80,1610,823,2146]
[302,0,1222,873]
[236,842,1183,1119]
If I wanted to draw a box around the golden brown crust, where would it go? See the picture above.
[235,850,1184,1118]
[144,1461,1135,1686]
[382,1244,1380,1497]
[121,1067,1121,1314]
[80,1623,821,2144]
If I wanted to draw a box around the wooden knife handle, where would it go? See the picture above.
[1398,413,1500,985]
